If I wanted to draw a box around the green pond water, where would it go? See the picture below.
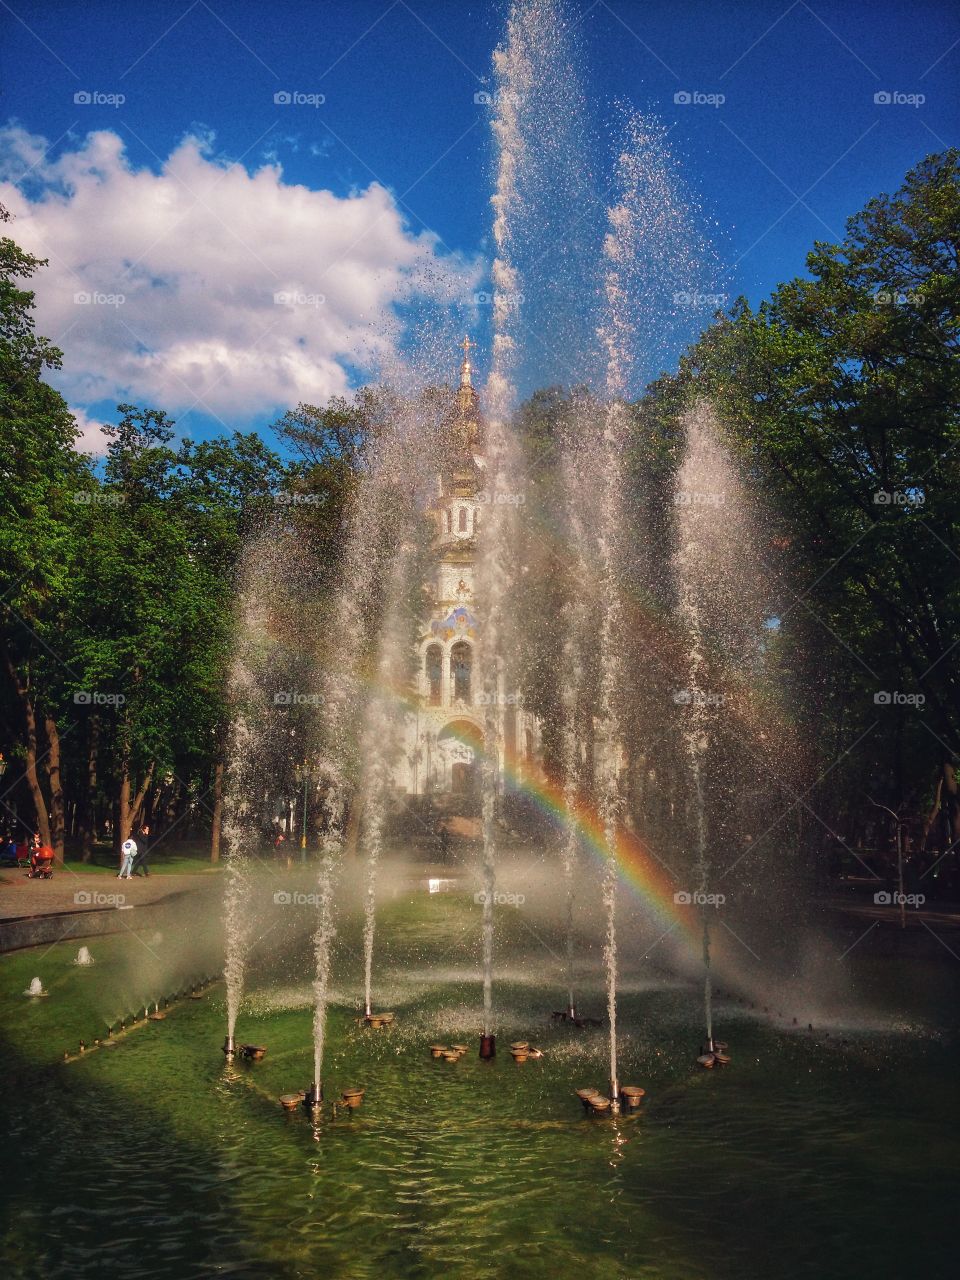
[0,881,956,1279]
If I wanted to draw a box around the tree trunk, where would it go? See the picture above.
[78,716,100,862]
[129,762,156,833]
[942,760,960,846]
[1,645,51,845]
[210,758,224,863]
[117,764,131,862]
[922,776,943,851]
[43,710,65,860]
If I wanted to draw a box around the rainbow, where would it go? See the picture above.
[317,666,708,954]
[441,720,703,948]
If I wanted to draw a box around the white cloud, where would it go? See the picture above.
[70,405,109,456]
[0,125,477,429]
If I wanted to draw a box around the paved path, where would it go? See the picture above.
[0,868,219,923]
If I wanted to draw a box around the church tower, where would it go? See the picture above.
[398,339,538,806]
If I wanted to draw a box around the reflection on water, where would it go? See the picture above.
[0,889,956,1280]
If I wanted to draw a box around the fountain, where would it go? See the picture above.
[24,977,45,998]
[215,0,757,1129]
[75,946,94,966]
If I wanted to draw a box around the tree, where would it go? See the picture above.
[653,149,960,857]
[0,205,88,855]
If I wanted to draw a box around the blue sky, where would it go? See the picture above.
[1,0,957,445]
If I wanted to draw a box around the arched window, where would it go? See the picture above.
[473,508,479,533]
[451,641,472,703]
[458,506,468,532]
[444,508,452,534]
[426,644,443,705]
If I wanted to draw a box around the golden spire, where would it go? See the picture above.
[459,334,476,389]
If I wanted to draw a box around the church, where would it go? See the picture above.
[394,339,540,806]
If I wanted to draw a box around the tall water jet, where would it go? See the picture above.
[309,783,342,1103]
[673,514,715,1048]
[672,403,757,1051]
[475,7,535,1056]
[558,445,593,1021]
[307,424,396,1094]
[361,540,418,1019]
[222,537,286,1058]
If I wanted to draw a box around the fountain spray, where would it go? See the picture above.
[475,7,535,1060]
[673,407,742,1057]
[222,550,280,1059]
[361,541,417,1020]
[558,468,592,1022]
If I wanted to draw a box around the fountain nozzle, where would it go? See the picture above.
[302,1083,323,1112]
[222,1035,235,1058]
[479,1034,496,1059]
[609,1078,621,1113]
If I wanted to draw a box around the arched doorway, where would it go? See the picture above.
[438,720,482,795]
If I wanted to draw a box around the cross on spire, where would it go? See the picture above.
[459,335,475,389]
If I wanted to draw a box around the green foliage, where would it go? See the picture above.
[657,149,960,822]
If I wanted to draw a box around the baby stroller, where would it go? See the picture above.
[28,852,54,879]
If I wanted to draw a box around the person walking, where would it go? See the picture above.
[118,836,137,879]
[131,825,151,877]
